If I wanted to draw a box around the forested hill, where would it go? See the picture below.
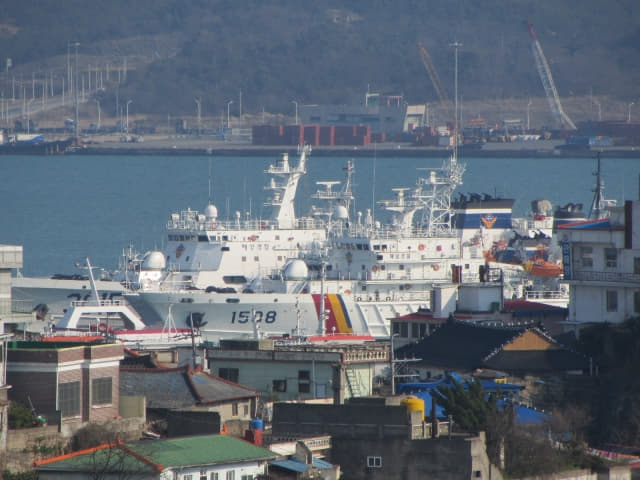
[0,0,637,116]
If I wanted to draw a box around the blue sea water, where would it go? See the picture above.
[0,153,637,277]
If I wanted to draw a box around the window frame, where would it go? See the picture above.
[92,377,113,406]
[59,381,81,417]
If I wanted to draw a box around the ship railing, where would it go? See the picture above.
[512,217,554,232]
[166,216,327,232]
[571,270,640,285]
[0,299,33,315]
[524,290,568,301]
[69,298,128,308]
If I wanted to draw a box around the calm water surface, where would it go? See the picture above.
[0,154,637,276]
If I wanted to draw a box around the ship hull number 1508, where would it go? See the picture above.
[230,310,277,324]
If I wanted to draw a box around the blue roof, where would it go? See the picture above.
[270,457,333,473]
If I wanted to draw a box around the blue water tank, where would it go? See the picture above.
[250,418,264,431]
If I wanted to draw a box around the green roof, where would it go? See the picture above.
[37,435,276,472]
[129,434,276,467]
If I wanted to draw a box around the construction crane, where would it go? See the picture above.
[418,42,454,123]
[526,21,576,130]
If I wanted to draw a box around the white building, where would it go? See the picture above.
[560,201,640,327]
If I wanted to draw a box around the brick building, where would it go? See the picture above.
[7,340,124,436]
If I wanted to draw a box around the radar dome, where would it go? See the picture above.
[283,259,309,280]
[142,251,166,270]
[333,205,349,220]
[204,204,218,219]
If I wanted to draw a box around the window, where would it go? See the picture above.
[273,379,287,392]
[634,291,640,314]
[580,247,593,267]
[59,381,80,417]
[634,257,640,274]
[92,377,112,405]
[606,290,618,312]
[200,470,207,480]
[232,403,239,416]
[400,322,409,338]
[210,474,219,480]
[184,475,193,480]
[226,472,235,480]
[298,370,311,394]
[243,404,249,416]
[605,248,617,268]
[218,368,239,383]
[411,323,420,338]
[367,456,382,468]
[240,476,253,480]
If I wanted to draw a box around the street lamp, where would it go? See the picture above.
[291,100,298,125]
[126,100,132,133]
[194,96,201,136]
[226,100,233,129]
[526,100,532,131]
[95,99,101,130]
[628,102,635,123]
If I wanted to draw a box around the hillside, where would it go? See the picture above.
[0,0,637,120]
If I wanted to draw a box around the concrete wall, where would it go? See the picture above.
[331,436,477,480]
[273,402,411,438]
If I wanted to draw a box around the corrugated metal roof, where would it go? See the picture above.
[37,435,276,471]
[128,434,276,466]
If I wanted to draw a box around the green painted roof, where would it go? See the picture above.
[37,435,276,472]
[129,434,276,467]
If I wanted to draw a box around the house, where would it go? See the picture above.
[6,339,125,436]
[395,319,590,381]
[205,338,389,403]
[35,434,277,480]
[120,361,260,436]
[560,201,640,328]
[0,244,28,470]
[272,398,499,480]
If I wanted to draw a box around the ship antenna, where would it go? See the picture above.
[450,41,463,160]
[208,157,212,204]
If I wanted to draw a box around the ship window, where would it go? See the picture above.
[242,256,247,262]
[254,256,259,262]
[221,246,230,251]
[275,235,280,240]
[606,290,618,312]
[222,236,229,241]
[223,276,247,284]
[580,247,593,267]
[198,235,208,242]
[377,255,383,261]
[605,248,617,268]
[399,264,405,270]
[373,245,380,251]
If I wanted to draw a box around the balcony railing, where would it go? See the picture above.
[571,270,640,284]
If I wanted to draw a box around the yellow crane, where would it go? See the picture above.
[417,42,454,123]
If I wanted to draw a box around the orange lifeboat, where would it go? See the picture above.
[523,259,563,278]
